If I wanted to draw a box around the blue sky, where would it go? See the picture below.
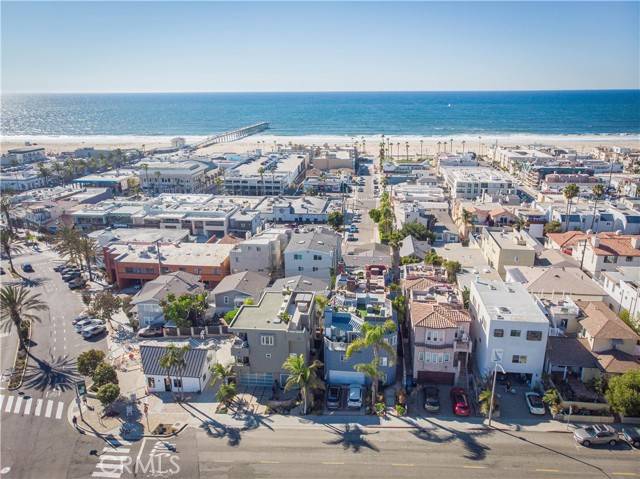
[2,1,639,93]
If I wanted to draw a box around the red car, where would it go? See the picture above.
[450,388,471,416]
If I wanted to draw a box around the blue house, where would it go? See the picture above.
[323,297,397,386]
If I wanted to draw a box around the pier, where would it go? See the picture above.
[193,122,269,149]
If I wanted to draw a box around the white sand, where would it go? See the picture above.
[2,134,639,157]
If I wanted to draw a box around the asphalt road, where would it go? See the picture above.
[0,244,109,479]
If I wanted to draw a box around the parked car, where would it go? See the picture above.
[347,234,357,241]
[358,187,364,192]
[0,267,5,275]
[63,271,82,282]
[69,278,87,290]
[81,324,107,339]
[327,385,342,409]
[72,313,91,325]
[621,428,640,448]
[60,266,78,275]
[424,386,440,413]
[137,325,164,338]
[347,384,363,408]
[75,319,104,332]
[524,392,545,415]
[53,264,66,272]
[450,388,471,416]
[22,263,34,273]
[347,225,358,233]
[573,424,618,447]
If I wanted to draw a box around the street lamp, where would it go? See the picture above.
[488,362,506,427]
[420,139,424,159]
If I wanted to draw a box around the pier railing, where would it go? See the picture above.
[194,122,269,149]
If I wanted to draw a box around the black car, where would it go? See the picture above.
[69,279,87,290]
[53,264,66,272]
[22,263,34,273]
[63,271,82,281]
[60,266,78,275]
[622,428,640,448]
[327,386,342,409]
[424,386,440,412]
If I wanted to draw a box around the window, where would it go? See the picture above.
[444,353,450,362]
[223,296,229,305]
[604,255,617,264]
[438,353,443,363]
[312,267,319,272]
[289,353,297,358]
[313,255,322,261]
[512,355,527,364]
[526,331,542,341]
[148,377,155,388]
[298,267,304,272]
[425,354,431,363]
[256,247,261,252]
[339,354,348,362]
[494,329,504,338]
[380,357,388,367]
[431,353,437,363]
[418,352,424,362]
[294,254,303,260]
[626,256,633,262]
[510,330,521,337]
[173,378,182,388]
[194,268,202,274]
[260,335,274,346]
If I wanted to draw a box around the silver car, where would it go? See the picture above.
[75,319,105,332]
[573,424,618,446]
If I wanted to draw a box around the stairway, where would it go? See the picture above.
[458,362,469,389]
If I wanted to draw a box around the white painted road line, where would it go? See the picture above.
[102,447,130,454]
[23,397,32,415]
[34,398,43,416]
[13,396,23,414]
[4,395,14,413]
[92,472,122,479]
[55,401,64,419]
[0,395,4,409]
[44,399,54,418]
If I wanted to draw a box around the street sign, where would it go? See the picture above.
[75,380,87,396]
[491,349,503,363]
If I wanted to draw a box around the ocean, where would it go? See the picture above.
[1,90,639,140]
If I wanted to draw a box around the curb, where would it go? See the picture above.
[7,320,32,391]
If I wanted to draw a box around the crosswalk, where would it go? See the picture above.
[92,438,132,479]
[0,394,66,420]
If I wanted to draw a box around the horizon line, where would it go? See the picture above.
[3,88,640,95]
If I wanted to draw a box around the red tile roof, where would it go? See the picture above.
[588,236,640,257]
[410,302,471,329]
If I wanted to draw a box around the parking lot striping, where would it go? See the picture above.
[392,464,414,467]
[535,469,559,473]
[212,460,232,463]
[4,395,14,413]
[463,466,486,469]
[612,474,636,477]
[259,461,280,464]
[322,462,344,465]
[13,396,23,413]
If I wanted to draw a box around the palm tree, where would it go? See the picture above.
[51,162,64,184]
[0,285,49,352]
[513,216,529,232]
[158,343,191,401]
[36,162,50,187]
[346,320,397,406]
[437,141,441,153]
[353,359,385,409]
[0,230,24,272]
[87,157,98,172]
[459,208,474,240]
[78,236,100,281]
[405,141,409,161]
[462,140,466,154]
[210,362,235,387]
[257,166,266,196]
[563,183,580,232]
[0,196,16,234]
[420,139,424,158]
[396,142,400,160]
[282,354,324,414]
[216,382,237,406]
[154,170,162,195]
[449,138,453,152]
[140,163,150,191]
[388,231,404,282]
[53,227,83,267]
[589,184,606,232]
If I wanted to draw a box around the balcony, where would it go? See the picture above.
[231,340,249,357]
[234,358,250,368]
[453,339,471,353]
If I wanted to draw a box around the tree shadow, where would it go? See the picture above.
[22,354,79,392]
[200,419,244,447]
[323,424,380,453]
[20,276,48,288]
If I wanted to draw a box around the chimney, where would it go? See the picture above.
[632,237,640,249]
[592,237,600,248]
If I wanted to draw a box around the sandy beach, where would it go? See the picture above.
[2,134,639,157]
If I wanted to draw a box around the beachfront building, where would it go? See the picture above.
[104,241,234,289]
[440,166,517,200]
[478,227,537,278]
[137,161,211,194]
[284,227,341,284]
[228,290,316,387]
[254,195,343,225]
[469,280,549,388]
[223,154,305,196]
[1,147,46,166]
[0,170,44,192]
[312,146,357,171]
[73,170,138,195]
[230,226,291,276]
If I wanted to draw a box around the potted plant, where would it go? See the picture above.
[375,402,386,416]
[543,388,562,417]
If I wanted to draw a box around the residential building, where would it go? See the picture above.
[228,291,316,387]
[392,184,447,203]
[341,242,391,273]
[440,166,517,200]
[479,227,536,277]
[267,275,331,298]
[323,298,397,386]
[284,227,341,283]
[140,344,214,393]
[104,241,234,289]
[254,195,343,224]
[399,235,431,262]
[570,234,640,277]
[130,271,203,326]
[0,170,44,192]
[1,147,46,165]
[210,271,270,314]
[469,280,549,387]
[596,267,640,322]
[230,227,291,276]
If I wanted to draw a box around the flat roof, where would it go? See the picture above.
[487,230,534,251]
[472,280,548,324]
[109,241,234,266]
[229,291,293,331]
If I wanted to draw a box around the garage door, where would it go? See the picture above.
[239,372,273,387]
[417,371,455,385]
[328,370,365,385]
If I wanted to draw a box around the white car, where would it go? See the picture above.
[75,319,105,332]
[81,324,107,339]
[347,384,363,408]
[525,392,546,415]
[72,314,90,325]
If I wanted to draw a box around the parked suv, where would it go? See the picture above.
[573,424,619,447]
[326,385,342,409]
[347,384,363,408]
